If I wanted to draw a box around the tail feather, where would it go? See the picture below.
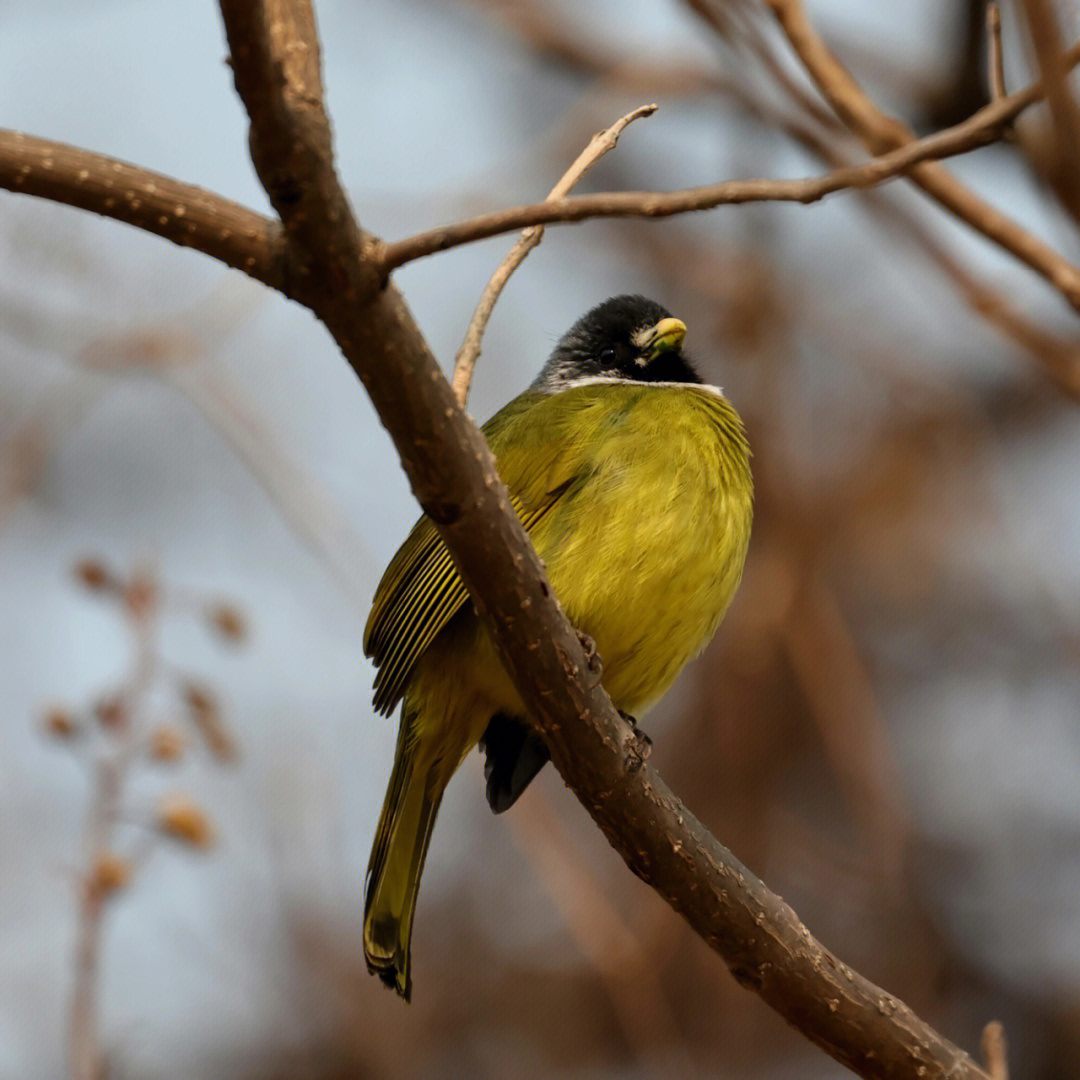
[364,719,441,1001]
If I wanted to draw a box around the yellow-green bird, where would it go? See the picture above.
[363,295,753,999]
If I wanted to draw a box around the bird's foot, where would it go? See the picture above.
[576,630,603,685]
[618,710,652,770]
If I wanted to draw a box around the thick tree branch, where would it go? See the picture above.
[987,4,1006,103]
[1021,0,1080,224]
[214,2,989,1078]
[0,130,284,288]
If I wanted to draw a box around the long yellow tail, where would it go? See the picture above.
[363,718,440,1001]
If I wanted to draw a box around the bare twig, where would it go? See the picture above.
[378,62,1076,281]
[981,1021,1009,1080]
[683,0,846,133]
[987,3,1006,102]
[451,103,656,405]
[761,0,1080,311]
[493,1,1080,395]
[60,563,242,1078]
[69,754,121,1080]
[464,0,728,100]
[69,571,160,1080]
[722,81,1080,394]
[1021,0,1080,223]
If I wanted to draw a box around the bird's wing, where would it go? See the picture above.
[363,491,565,714]
[364,393,584,716]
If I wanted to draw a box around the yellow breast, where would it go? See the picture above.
[511,383,753,714]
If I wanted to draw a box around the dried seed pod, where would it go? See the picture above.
[89,851,133,896]
[182,682,239,763]
[123,572,157,620]
[207,604,247,643]
[73,559,114,592]
[94,696,126,732]
[43,706,79,739]
[157,794,215,848]
[148,725,186,763]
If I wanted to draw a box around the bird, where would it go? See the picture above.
[362,294,753,999]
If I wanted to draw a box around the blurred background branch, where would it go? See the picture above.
[48,559,245,1080]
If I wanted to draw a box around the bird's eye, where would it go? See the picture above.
[598,346,619,365]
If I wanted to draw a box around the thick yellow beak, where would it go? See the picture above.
[642,317,687,360]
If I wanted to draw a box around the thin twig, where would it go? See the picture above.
[69,578,160,1080]
[378,60,1078,288]
[69,755,117,1080]
[761,0,1080,311]
[684,0,846,133]
[980,1021,1009,1080]
[712,58,1080,394]
[451,103,656,405]
[987,3,1006,102]
[493,1,1080,394]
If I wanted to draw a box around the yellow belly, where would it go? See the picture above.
[535,390,752,713]
[405,383,753,779]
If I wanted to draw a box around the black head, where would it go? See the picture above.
[531,294,701,392]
